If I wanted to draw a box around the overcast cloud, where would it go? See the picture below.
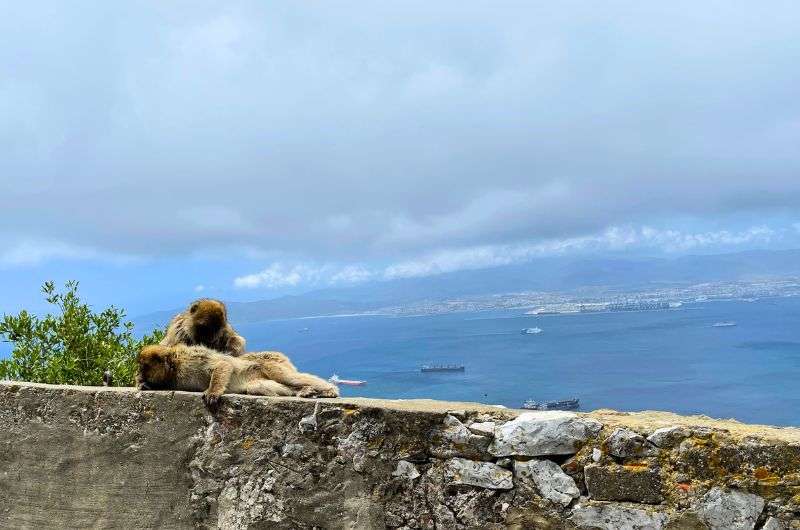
[2,1,800,295]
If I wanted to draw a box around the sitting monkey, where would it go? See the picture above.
[161,299,246,356]
[137,344,339,407]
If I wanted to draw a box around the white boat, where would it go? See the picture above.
[712,321,737,328]
[521,327,543,334]
[329,374,367,386]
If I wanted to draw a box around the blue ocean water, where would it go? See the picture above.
[237,297,800,426]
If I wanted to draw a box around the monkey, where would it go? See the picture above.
[160,298,246,356]
[240,350,341,398]
[137,344,339,407]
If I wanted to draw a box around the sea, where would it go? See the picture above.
[237,296,800,427]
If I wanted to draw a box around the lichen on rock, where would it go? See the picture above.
[584,463,664,504]
[2,382,800,530]
[605,427,655,458]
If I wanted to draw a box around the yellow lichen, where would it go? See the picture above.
[754,466,779,484]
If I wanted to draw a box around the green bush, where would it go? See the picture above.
[0,281,164,386]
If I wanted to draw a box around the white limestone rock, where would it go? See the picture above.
[442,414,471,444]
[569,502,667,530]
[432,414,491,459]
[297,403,320,434]
[646,426,691,448]
[514,459,580,507]
[444,457,513,490]
[468,421,496,437]
[392,460,420,480]
[489,412,603,457]
[694,487,765,530]
[605,428,653,458]
[762,517,786,530]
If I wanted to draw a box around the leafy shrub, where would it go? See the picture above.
[0,281,164,386]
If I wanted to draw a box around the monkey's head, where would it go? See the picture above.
[188,299,227,342]
[137,345,177,388]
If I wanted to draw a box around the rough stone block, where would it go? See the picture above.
[584,463,664,504]
[605,427,654,458]
[515,459,580,507]
[569,502,668,530]
[647,426,691,448]
[489,411,602,457]
[444,457,513,490]
[694,487,764,530]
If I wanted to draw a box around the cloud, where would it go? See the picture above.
[638,226,776,252]
[233,262,376,289]
[2,2,800,267]
[330,265,374,284]
[234,263,323,289]
[194,284,206,293]
[235,223,788,286]
[382,224,783,279]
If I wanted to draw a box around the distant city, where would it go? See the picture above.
[364,277,800,317]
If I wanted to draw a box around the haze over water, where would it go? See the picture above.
[240,297,800,426]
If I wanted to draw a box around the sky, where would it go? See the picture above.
[1,1,800,315]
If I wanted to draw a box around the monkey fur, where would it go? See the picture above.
[137,344,339,407]
[161,299,246,356]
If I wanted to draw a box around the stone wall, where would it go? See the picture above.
[1,381,799,529]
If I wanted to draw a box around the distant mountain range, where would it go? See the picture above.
[134,248,800,329]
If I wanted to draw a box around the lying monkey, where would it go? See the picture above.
[137,344,339,407]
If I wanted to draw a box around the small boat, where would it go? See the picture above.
[521,327,543,335]
[523,398,580,411]
[329,374,366,386]
[712,321,737,328]
[420,364,465,373]
[298,327,311,333]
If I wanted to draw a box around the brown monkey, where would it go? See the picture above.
[241,350,341,398]
[161,299,246,356]
[137,344,339,406]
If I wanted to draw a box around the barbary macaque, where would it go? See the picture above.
[137,344,339,407]
[160,299,246,356]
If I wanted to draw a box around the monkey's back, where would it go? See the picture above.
[172,346,261,393]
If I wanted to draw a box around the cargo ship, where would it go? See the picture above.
[522,398,580,411]
[420,364,465,373]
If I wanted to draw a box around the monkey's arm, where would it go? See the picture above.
[224,330,246,356]
[203,361,233,408]
[135,370,150,390]
[160,315,190,347]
